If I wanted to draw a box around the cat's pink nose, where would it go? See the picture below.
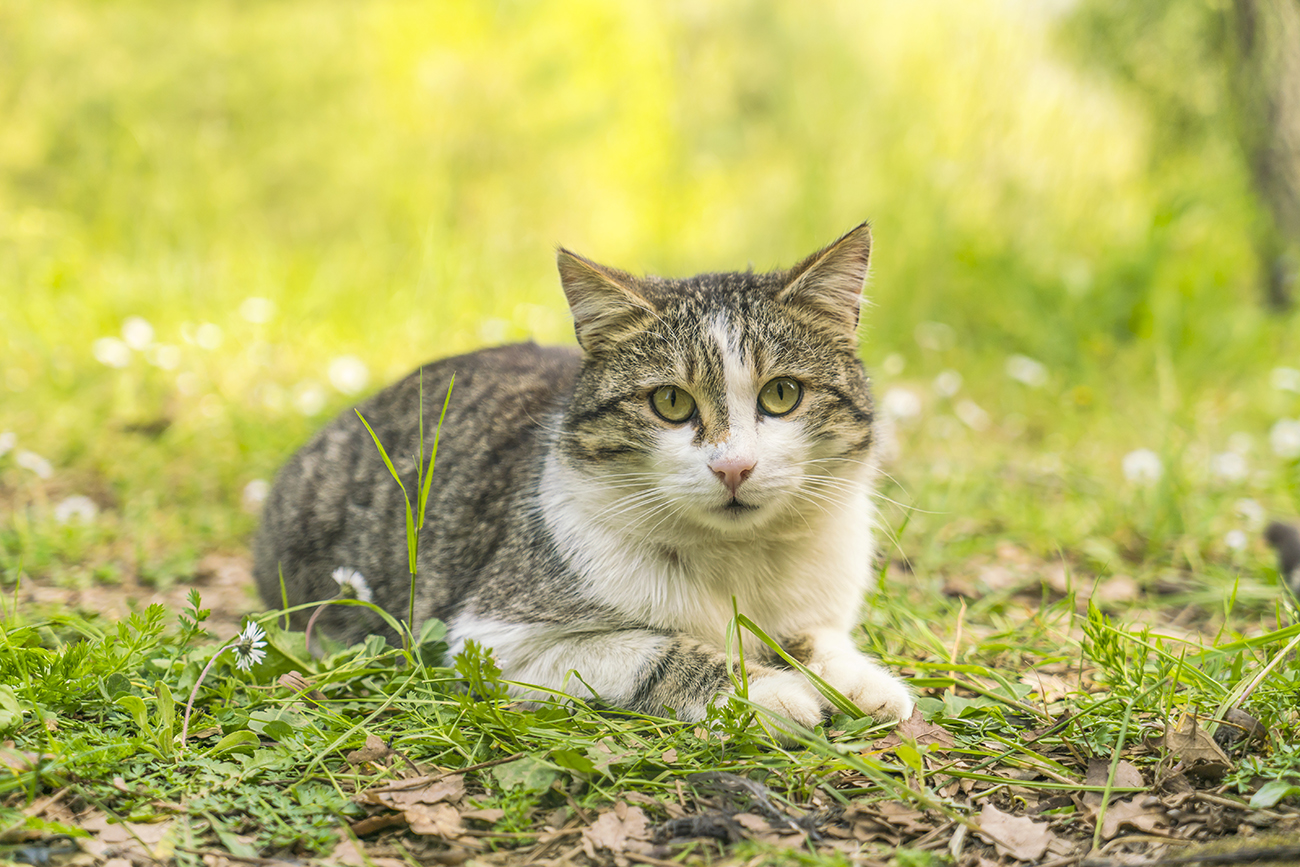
[709,456,756,496]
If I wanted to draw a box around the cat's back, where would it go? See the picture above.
[253,342,580,627]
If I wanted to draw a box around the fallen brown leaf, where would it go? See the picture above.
[1083,758,1145,810]
[346,734,394,766]
[976,803,1056,862]
[330,835,406,867]
[1019,672,1077,704]
[406,802,463,838]
[1099,796,1168,841]
[0,743,44,774]
[459,808,506,823]
[362,774,465,810]
[581,802,653,863]
[1166,716,1232,779]
[875,708,955,751]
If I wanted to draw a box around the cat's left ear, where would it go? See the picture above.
[777,223,872,334]
[557,248,655,356]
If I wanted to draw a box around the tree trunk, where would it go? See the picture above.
[1230,0,1300,310]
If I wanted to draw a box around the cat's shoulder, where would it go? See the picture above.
[410,342,580,381]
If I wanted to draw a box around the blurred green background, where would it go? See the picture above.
[2,0,1298,599]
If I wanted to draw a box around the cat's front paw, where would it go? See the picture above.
[737,669,826,732]
[821,656,913,723]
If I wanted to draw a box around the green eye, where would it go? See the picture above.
[651,385,696,423]
[758,377,802,416]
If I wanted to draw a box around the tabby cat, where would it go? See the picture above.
[254,223,913,730]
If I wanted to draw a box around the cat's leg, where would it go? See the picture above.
[448,616,826,729]
[786,628,913,722]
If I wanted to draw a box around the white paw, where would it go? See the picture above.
[820,655,914,722]
[737,668,826,730]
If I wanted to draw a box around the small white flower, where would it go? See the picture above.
[1210,451,1248,483]
[331,567,373,603]
[1123,449,1163,485]
[239,297,276,324]
[53,495,97,525]
[1271,367,1300,393]
[954,399,991,431]
[328,356,370,395]
[0,431,14,458]
[122,316,154,350]
[242,479,270,513]
[1270,419,1300,459]
[93,337,131,368]
[1005,354,1048,388]
[881,387,922,421]
[880,353,906,376]
[16,450,53,479]
[1224,529,1248,551]
[1235,498,1266,530]
[933,369,963,398]
[195,323,223,350]
[232,622,268,672]
[294,382,327,416]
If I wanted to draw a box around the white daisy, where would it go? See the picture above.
[1122,449,1163,485]
[1005,354,1048,388]
[1271,419,1300,460]
[16,450,53,479]
[232,622,268,672]
[332,567,373,603]
[328,356,370,395]
[53,495,98,525]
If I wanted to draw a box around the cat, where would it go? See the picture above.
[253,223,913,731]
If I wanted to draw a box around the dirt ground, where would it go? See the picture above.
[11,552,259,638]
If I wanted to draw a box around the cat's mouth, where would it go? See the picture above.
[721,499,758,514]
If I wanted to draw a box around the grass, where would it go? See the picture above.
[3,0,1300,863]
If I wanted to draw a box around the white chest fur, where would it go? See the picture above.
[539,452,877,646]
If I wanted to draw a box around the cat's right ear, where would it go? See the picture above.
[557,249,654,356]
[777,223,872,336]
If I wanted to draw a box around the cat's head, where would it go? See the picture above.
[554,224,876,539]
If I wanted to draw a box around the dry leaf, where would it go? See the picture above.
[328,836,403,867]
[0,744,44,774]
[1099,796,1168,841]
[1166,716,1232,779]
[460,807,506,823]
[346,734,393,766]
[874,801,933,836]
[580,802,652,861]
[1216,708,1267,748]
[1083,758,1145,809]
[279,671,328,702]
[875,708,955,751]
[976,803,1055,862]
[662,748,678,763]
[406,802,462,837]
[1020,672,1077,703]
[732,813,772,833]
[362,774,465,809]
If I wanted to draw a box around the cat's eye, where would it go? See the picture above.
[758,377,802,416]
[651,385,696,423]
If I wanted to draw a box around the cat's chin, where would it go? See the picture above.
[682,499,777,535]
